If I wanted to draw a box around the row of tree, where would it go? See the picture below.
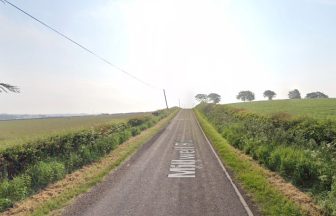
[195,93,221,103]
[236,89,329,102]
[195,89,329,103]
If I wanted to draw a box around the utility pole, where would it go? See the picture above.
[179,99,181,108]
[163,89,169,110]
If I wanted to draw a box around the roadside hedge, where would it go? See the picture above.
[0,108,176,212]
[0,123,127,180]
[197,103,336,215]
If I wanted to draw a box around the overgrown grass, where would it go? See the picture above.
[229,99,336,120]
[195,110,304,216]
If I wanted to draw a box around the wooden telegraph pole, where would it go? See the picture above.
[163,89,169,110]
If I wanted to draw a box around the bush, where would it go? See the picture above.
[28,161,65,190]
[118,130,132,144]
[131,127,141,136]
[0,198,12,212]
[127,117,150,127]
[278,149,298,178]
[152,110,165,117]
[294,153,318,187]
[0,175,31,202]
[323,177,336,215]
[64,153,82,172]
[221,124,244,149]
[255,144,272,165]
[268,149,282,171]
[95,135,119,154]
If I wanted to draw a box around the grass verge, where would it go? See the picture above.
[194,109,317,216]
[1,110,178,216]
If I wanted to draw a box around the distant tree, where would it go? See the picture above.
[305,91,329,99]
[207,93,221,104]
[0,83,20,93]
[263,90,276,100]
[237,91,255,102]
[288,89,301,99]
[195,94,208,103]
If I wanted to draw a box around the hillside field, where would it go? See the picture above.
[229,99,336,120]
[0,113,147,150]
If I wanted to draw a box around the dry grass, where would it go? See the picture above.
[267,172,321,216]
[230,146,322,216]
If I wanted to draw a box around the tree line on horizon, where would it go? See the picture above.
[2,83,330,104]
[195,93,221,104]
[195,89,329,104]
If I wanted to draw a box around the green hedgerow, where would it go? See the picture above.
[197,103,336,213]
[0,174,31,203]
[28,161,65,190]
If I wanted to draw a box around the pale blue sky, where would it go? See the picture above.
[1,0,335,114]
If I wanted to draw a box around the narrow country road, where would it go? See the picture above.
[63,110,255,216]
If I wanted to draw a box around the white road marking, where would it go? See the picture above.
[194,112,254,216]
[168,141,200,178]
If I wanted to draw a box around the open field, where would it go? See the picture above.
[229,99,336,120]
[0,113,147,150]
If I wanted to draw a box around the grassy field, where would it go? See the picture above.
[0,113,146,150]
[229,99,336,120]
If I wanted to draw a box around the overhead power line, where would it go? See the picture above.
[2,0,157,89]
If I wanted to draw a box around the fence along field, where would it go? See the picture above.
[0,108,177,212]
[197,100,336,215]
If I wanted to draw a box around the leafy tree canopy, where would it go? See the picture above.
[207,93,221,104]
[305,91,328,99]
[288,89,301,99]
[263,90,276,100]
[237,91,255,102]
[195,94,208,103]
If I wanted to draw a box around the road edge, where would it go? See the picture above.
[193,111,254,216]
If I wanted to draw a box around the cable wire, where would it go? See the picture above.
[2,0,157,89]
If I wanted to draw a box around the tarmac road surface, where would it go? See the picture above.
[63,109,255,216]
